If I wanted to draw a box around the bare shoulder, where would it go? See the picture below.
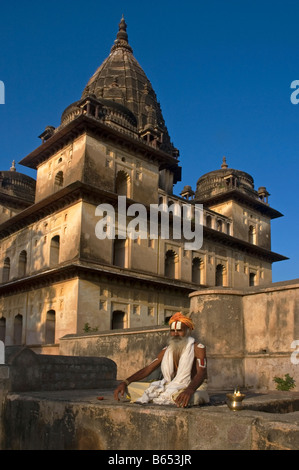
[156,347,167,362]
[194,342,206,359]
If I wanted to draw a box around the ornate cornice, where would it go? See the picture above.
[203,226,288,263]
[196,189,283,220]
[19,114,181,183]
[0,260,196,298]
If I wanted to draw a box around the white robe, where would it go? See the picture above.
[135,336,199,405]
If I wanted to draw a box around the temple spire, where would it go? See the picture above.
[117,15,128,42]
[10,160,16,172]
[111,16,133,53]
[221,156,228,169]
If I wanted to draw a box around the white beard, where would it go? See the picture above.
[167,335,190,358]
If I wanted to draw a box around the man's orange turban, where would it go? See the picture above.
[169,312,194,330]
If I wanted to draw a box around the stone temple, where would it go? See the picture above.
[0,17,288,351]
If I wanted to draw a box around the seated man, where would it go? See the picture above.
[114,312,209,408]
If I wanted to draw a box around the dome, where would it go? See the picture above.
[0,161,36,203]
[195,157,257,202]
[60,17,178,157]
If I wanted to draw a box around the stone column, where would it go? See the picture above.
[189,288,245,390]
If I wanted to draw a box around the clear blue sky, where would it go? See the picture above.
[0,0,298,283]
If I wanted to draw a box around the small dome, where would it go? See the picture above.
[0,161,36,203]
[195,157,256,202]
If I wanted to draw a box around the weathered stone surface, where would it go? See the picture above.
[251,413,299,450]
[5,347,117,392]
[189,283,299,391]
[60,326,169,379]
[2,389,299,450]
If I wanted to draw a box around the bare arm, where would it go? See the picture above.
[174,344,207,408]
[113,348,166,401]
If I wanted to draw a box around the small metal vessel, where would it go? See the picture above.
[226,388,246,411]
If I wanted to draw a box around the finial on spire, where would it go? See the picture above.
[221,156,228,169]
[111,16,133,53]
[10,160,16,172]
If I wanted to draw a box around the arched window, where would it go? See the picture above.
[112,310,127,330]
[50,235,60,266]
[192,257,202,284]
[217,219,222,232]
[116,170,130,197]
[0,317,6,343]
[249,225,256,244]
[165,250,178,279]
[2,257,10,282]
[18,251,27,277]
[54,171,64,191]
[206,215,212,228]
[249,272,256,287]
[45,310,56,344]
[113,238,127,268]
[13,314,23,345]
[215,264,225,287]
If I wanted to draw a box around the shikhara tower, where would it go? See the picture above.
[0,18,286,348]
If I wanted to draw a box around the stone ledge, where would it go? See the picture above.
[2,388,299,450]
[189,279,299,298]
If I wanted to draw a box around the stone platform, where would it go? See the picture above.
[2,387,299,450]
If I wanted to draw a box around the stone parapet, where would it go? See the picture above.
[60,326,169,380]
[189,281,299,391]
[4,346,117,392]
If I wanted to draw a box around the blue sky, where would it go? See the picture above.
[0,0,298,283]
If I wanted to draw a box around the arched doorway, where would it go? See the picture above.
[116,170,131,197]
[50,236,60,266]
[2,257,10,282]
[18,251,27,277]
[249,225,256,244]
[249,272,256,286]
[113,238,127,268]
[54,171,64,191]
[0,317,6,343]
[13,314,23,345]
[192,257,202,284]
[215,264,225,287]
[45,310,56,344]
[165,250,178,278]
[112,310,127,330]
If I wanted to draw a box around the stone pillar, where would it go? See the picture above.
[189,288,245,390]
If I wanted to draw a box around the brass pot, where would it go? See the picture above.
[226,393,246,411]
